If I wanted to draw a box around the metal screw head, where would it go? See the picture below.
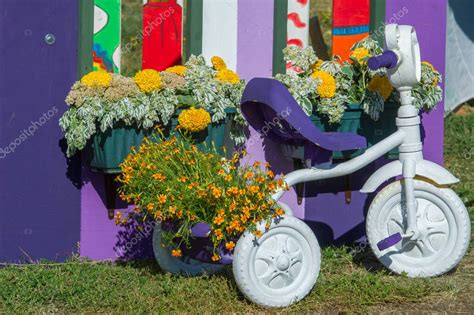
[44,33,56,45]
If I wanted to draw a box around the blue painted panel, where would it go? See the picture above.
[0,0,81,262]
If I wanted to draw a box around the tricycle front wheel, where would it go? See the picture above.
[152,222,224,276]
[233,216,320,308]
[367,179,471,277]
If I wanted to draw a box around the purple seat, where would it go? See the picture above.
[241,78,367,152]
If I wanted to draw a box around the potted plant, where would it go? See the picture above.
[116,134,287,265]
[59,55,246,173]
[276,36,443,160]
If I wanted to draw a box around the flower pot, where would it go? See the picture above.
[284,103,399,161]
[86,109,236,173]
[85,125,152,174]
[170,108,236,157]
[161,221,233,265]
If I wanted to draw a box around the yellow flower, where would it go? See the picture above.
[312,70,336,98]
[311,59,323,71]
[225,241,236,251]
[134,69,162,93]
[211,254,221,262]
[254,230,263,237]
[165,65,187,77]
[81,71,112,88]
[350,47,370,64]
[211,56,227,71]
[171,249,182,257]
[177,108,211,133]
[215,69,240,84]
[368,75,393,100]
[422,61,439,86]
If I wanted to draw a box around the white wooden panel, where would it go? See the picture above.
[202,0,238,70]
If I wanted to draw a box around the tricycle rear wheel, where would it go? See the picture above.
[233,216,320,308]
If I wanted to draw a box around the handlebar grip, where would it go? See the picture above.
[368,50,398,71]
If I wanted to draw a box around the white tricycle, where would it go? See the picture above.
[152,24,471,308]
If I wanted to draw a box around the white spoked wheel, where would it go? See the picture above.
[367,179,471,277]
[233,216,320,308]
[152,222,224,276]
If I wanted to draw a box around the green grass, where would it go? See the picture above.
[0,107,472,313]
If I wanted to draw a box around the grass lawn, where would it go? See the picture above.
[0,108,472,313]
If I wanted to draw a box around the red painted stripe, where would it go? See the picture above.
[333,0,370,27]
[288,12,306,28]
[297,0,309,5]
[287,38,303,47]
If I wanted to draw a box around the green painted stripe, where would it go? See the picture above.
[370,0,386,45]
[78,0,94,78]
[273,0,288,76]
[184,0,203,61]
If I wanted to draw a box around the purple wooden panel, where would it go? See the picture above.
[304,0,448,245]
[385,0,447,164]
[0,0,81,262]
[237,0,274,80]
[237,0,303,218]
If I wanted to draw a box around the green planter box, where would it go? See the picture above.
[287,103,399,160]
[85,110,235,173]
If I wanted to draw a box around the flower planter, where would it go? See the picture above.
[85,125,152,174]
[284,103,399,161]
[85,109,236,174]
[161,221,234,265]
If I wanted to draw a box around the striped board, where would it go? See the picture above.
[184,0,289,77]
[93,0,121,73]
[332,0,370,60]
[287,0,310,72]
[142,0,184,71]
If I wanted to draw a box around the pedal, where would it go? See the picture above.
[377,233,402,251]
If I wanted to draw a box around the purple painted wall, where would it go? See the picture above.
[237,0,304,219]
[0,0,81,262]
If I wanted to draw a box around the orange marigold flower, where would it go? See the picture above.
[211,254,221,262]
[152,173,166,181]
[213,215,225,226]
[266,170,275,178]
[229,202,237,212]
[146,203,155,210]
[214,229,223,240]
[217,169,226,176]
[225,241,236,251]
[212,187,222,199]
[158,194,167,204]
[253,161,261,167]
[178,176,188,183]
[256,176,265,183]
[243,171,254,179]
[276,208,285,216]
[227,187,239,196]
[171,249,182,257]
[248,186,259,194]
[254,230,263,237]
[224,175,232,182]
